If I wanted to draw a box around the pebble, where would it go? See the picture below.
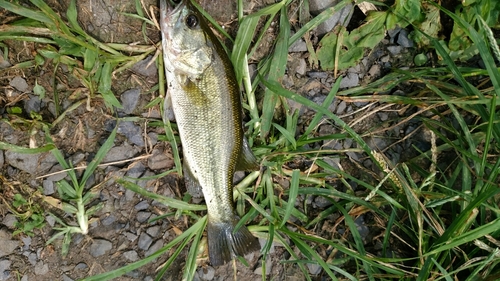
[339,72,359,88]
[0,50,11,69]
[355,216,369,241]
[43,180,55,195]
[62,274,74,281]
[397,29,414,48]
[89,239,113,257]
[45,215,56,227]
[307,263,322,275]
[123,232,138,242]
[0,230,19,258]
[4,151,57,175]
[377,112,389,121]
[102,143,141,164]
[123,250,139,262]
[135,200,150,211]
[288,38,307,52]
[309,0,353,36]
[75,262,88,270]
[2,214,17,229]
[34,261,49,275]
[131,55,158,78]
[336,101,346,114]
[145,240,163,257]
[147,148,174,170]
[117,121,144,147]
[387,45,402,56]
[0,262,10,281]
[146,226,161,237]
[101,214,116,226]
[314,196,333,208]
[120,89,141,115]
[126,162,146,178]
[197,266,215,281]
[138,233,153,250]
[27,252,37,265]
[21,236,31,250]
[9,76,29,92]
[24,95,42,114]
[254,258,273,275]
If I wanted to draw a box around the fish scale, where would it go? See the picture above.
[160,0,260,266]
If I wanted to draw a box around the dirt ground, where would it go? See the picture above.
[0,0,433,280]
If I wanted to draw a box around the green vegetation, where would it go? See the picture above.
[1,0,499,280]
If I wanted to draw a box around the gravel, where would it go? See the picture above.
[9,76,29,92]
[90,239,113,257]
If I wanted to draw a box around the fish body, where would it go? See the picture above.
[159,0,260,266]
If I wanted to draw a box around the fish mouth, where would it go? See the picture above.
[160,0,185,24]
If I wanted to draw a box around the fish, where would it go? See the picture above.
[159,0,261,266]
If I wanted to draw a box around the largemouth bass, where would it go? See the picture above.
[159,0,260,266]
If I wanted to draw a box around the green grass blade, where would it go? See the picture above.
[280,169,299,228]
[0,142,55,154]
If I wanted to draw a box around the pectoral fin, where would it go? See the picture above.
[235,136,259,171]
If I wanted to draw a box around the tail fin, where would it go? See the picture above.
[207,217,260,266]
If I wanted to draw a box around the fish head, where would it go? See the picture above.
[160,0,213,79]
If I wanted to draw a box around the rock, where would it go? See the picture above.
[117,121,144,147]
[355,216,369,240]
[131,56,158,78]
[123,232,138,242]
[2,214,17,229]
[123,250,139,262]
[397,29,414,48]
[288,38,307,52]
[197,266,215,281]
[336,101,346,114]
[145,240,163,257]
[5,151,57,175]
[62,274,74,281]
[307,263,322,275]
[146,226,161,237]
[254,258,273,275]
[138,233,153,250]
[120,89,141,115]
[309,0,353,36]
[0,50,11,69]
[21,237,31,250]
[339,72,359,88]
[101,214,116,226]
[24,95,42,114]
[34,261,49,275]
[43,180,54,195]
[134,200,150,211]
[314,196,333,208]
[89,239,113,257]
[387,45,402,56]
[126,162,145,179]
[74,262,88,270]
[0,230,19,258]
[102,143,141,164]
[147,148,174,170]
[45,215,56,227]
[9,76,29,92]
[27,252,37,266]
[0,260,11,281]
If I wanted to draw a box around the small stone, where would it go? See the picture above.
[336,101,346,114]
[123,232,138,242]
[387,45,402,56]
[197,266,215,280]
[101,215,116,226]
[137,211,151,223]
[75,262,88,270]
[27,252,37,265]
[120,89,141,115]
[138,233,153,250]
[288,38,307,52]
[397,29,414,48]
[0,260,11,281]
[117,121,144,147]
[34,261,49,275]
[123,250,139,262]
[0,230,18,258]
[126,162,145,178]
[147,149,174,170]
[0,50,11,69]
[9,76,29,92]
[62,274,74,281]
[377,112,389,121]
[339,72,359,88]
[5,151,57,175]
[90,239,113,257]
[146,226,161,237]
[24,95,42,114]
[307,263,322,275]
[21,236,31,250]
[2,214,17,229]
[135,200,150,211]
[131,56,158,78]
[145,240,163,257]
[102,143,140,164]
[314,196,333,208]
[45,215,56,227]
[309,0,353,36]
[42,180,54,195]
[254,258,273,275]
[355,216,369,240]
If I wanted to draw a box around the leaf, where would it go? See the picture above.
[98,62,122,108]
[33,79,46,99]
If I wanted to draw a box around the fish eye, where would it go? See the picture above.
[185,14,198,29]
